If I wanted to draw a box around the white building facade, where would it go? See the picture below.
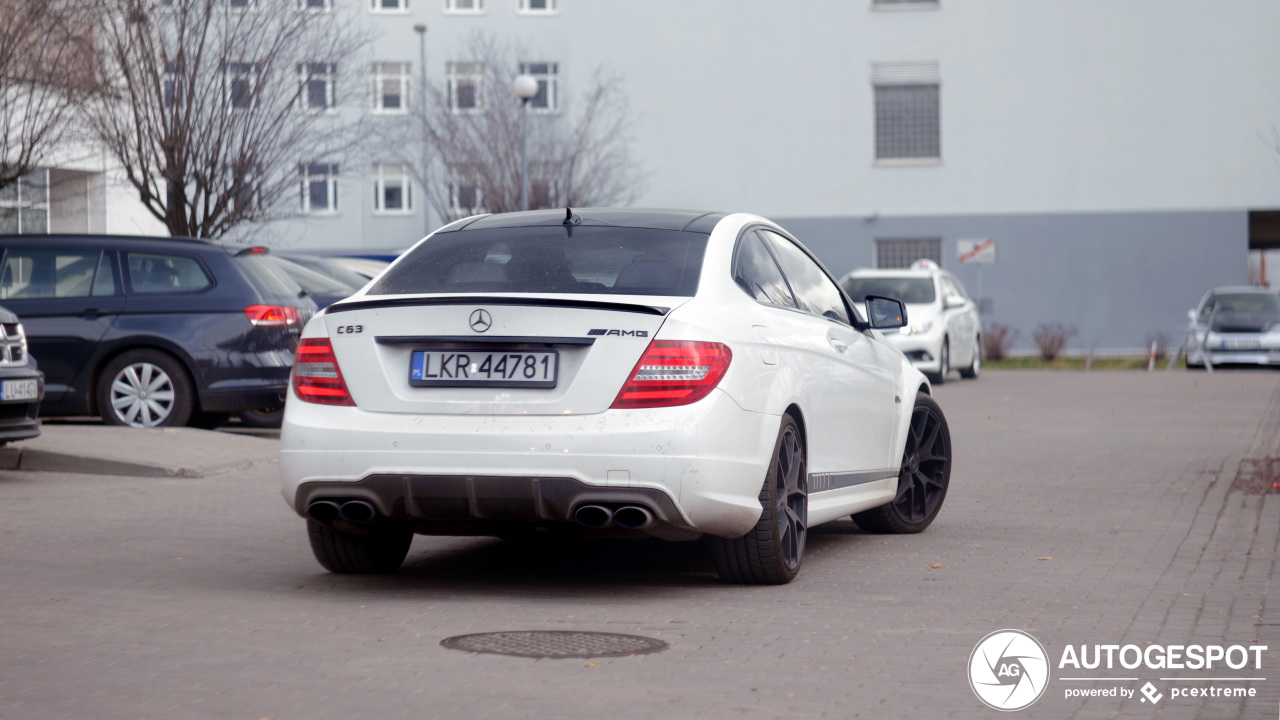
[31,0,1280,351]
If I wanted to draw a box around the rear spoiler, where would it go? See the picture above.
[325,296,670,316]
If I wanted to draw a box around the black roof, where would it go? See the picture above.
[0,234,241,254]
[452,208,727,234]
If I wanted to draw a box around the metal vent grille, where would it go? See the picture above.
[871,60,940,86]
[876,238,942,269]
[875,84,940,159]
[440,631,668,659]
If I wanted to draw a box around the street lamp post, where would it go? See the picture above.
[512,74,538,212]
[413,24,429,234]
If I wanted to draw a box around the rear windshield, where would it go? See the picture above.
[1200,293,1280,320]
[369,226,709,297]
[841,276,936,304]
[233,254,305,303]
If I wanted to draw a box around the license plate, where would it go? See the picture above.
[1,378,37,402]
[1222,339,1261,350]
[409,349,558,388]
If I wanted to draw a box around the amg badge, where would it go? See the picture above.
[587,329,649,337]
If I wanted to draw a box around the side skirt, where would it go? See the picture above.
[807,475,897,526]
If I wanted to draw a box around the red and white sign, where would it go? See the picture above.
[958,238,996,264]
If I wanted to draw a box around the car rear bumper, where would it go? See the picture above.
[279,388,780,539]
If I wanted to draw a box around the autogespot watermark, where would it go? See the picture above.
[968,631,1270,711]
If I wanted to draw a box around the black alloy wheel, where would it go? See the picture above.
[852,394,951,534]
[711,416,808,584]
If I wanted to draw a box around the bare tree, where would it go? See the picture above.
[383,33,645,224]
[0,0,99,191]
[90,0,370,239]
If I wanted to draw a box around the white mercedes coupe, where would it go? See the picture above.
[279,209,953,584]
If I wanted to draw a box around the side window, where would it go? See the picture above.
[732,231,795,309]
[0,248,102,299]
[125,252,212,295]
[759,230,851,325]
[92,252,118,297]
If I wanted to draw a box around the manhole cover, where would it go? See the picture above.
[440,631,668,659]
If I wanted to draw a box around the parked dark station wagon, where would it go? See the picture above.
[0,235,316,428]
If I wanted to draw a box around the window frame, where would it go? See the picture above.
[0,247,110,300]
[296,0,333,11]
[369,0,410,13]
[517,61,559,113]
[517,0,557,15]
[732,226,864,328]
[0,170,50,235]
[443,0,484,14]
[372,163,413,215]
[299,162,340,215]
[873,82,941,163]
[297,62,337,113]
[370,62,411,114]
[730,229,798,311]
[225,61,262,111]
[446,61,484,114]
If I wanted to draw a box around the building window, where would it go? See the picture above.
[228,166,262,216]
[226,62,261,110]
[517,62,558,112]
[300,163,338,214]
[373,164,412,213]
[163,61,182,108]
[447,62,483,113]
[518,0,556,13]
[872,61,940,161]
[227,0,258,8]
[369,0,408,12]
[875,238,941,269]
[449,180,484,216]
[297,0,332,12]
[444,0,483,13]
[371,62,410,113]
[0,171,49,235]
[298,63,336,112]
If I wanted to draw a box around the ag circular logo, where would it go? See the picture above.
[968,629,1050,711]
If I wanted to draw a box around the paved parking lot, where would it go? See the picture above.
[0,370,1277,720]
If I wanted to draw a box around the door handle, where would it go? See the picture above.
[80,308,111,319]
[827,335,849,353]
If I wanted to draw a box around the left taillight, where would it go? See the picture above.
[245,305,301,327]
[292,338,354,406]
[611,340,732,409]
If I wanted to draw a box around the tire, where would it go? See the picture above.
[852,394,951,534]
[710,415,808,585]
[307,520,413,574]
[97,349,195,428]
[959,336,981,379]
[239,404,284,429]
[929,338,950,385]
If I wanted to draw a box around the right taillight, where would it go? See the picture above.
[292,338,354,406]
[611,340,732,409]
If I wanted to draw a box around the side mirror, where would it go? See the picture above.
[1187,309,1197,322]
[865,295,907,330]
[944,295,965,310]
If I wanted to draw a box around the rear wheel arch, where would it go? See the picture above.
[88,342,202,416]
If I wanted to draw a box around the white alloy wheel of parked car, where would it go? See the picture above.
[279,209,953,583]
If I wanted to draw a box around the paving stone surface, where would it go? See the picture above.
[0,370,1276,719]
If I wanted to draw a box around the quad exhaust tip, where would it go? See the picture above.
[612,505,655,530]
[574,505,614,528]
[573,504,656,530]
[307,499,378,524]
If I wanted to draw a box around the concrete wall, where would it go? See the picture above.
[778,210,1248,354]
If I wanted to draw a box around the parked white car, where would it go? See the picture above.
[839,262,981,384]
[1184,286,1280,368]
[279,209,953,584]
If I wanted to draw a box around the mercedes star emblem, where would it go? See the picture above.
[469,309,492,333]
